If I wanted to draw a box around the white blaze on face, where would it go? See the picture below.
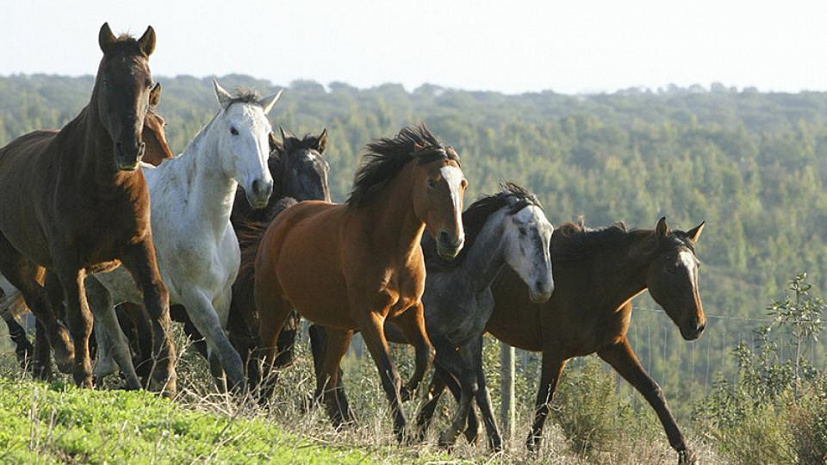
[440,165,464,230]
[679,250,698,288]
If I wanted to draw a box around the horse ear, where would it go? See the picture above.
[280,127,295,153]
[317,128,328,153]
[138,26,156,57]
[148,83,162,107]
[99,22,117,54]
[656,217,670,239]
[268,132,280,154]
[213,79,233,110]
[259,89,283,115]
[686,221,705,244]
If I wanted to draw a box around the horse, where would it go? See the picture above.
[0,23,176,393]
[306,184,555,450]
[0,85,174,372]
[87,80,280,392]
[412,183,553,451]
[420,217,706,463]
[254,124,467,441]
[118,128,331,385]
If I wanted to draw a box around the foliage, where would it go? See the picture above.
[552,356,659,457]
[694,275,827,465]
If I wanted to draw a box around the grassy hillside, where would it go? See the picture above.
[0,378,369,464]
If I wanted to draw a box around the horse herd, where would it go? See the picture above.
[0,24,708,464]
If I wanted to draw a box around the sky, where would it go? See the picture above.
[2,0,827,95]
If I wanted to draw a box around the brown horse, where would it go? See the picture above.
[436,217,705,463]
[3,85,174,374]
[0,23,176,393]
[255,124,467,440]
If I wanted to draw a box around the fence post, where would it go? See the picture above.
[500,342,515,440]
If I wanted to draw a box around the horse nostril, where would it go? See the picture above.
[697,322,706,334]
[438,231,450,245]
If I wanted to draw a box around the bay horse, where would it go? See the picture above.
[255,124,467,441]
[0,23,176,393]
[88,81,280,392]
[422,217,706,463]
[306,184,555,450]
[0,84,173,372]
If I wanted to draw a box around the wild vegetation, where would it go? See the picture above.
[0,75,825,463]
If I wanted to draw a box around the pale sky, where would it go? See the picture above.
[2,0,826,94]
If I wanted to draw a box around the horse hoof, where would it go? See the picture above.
[678,449,697,465]
[526,434,541,452]
[438,429,459,448]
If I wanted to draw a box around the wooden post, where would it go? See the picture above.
[500,341,515,440]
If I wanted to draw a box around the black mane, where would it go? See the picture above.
[552,220,695,262]
[423,182,542,270]
[347,124,460,207]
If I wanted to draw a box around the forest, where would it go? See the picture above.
[0,74,825,462]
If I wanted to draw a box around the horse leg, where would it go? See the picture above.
[416,364,449,441]
[308,324,348,410]
[51,262,94,388]
[274,310,300,369]
[178,309,209,359]
[85,277,142,390]
[526,349,567,452]
[357,309,407,442]
[430,336,477,448]
[598,338,694,465]
[182,289,245,392]
[314,327,355,426]
[121,238,176,396]
[3,313,33,369]
[255,283,295,400]
[470,335,502,451]
[0,244,73,374]
[32,321,52,379]
[391,305,433,401]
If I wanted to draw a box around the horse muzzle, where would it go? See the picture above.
[115,141,145,171]
[529,280,554,303]
[680,319,706,341]
[437,231,464,260]
[246,178,273,209]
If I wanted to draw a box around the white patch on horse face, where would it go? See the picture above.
[679,250,698,288]
[440,165,464,221]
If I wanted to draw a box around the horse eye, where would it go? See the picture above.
[519,227,527,236]
[230,127,239,136]
[103,79,111,89]
[427,179,437,189]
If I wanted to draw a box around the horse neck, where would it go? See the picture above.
[176,126,238,236]
[359,163,425,261]
[66,100,137,189]
[592,232,656,310]
[454,211,509,293]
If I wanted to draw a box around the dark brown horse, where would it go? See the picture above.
[254,124,467,441]
[2,85,174,373]
[420,217,705,463]
[0,23,175,393]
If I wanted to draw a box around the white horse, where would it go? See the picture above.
[89,80,281,391]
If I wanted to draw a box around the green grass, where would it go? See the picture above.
[0,378,370,464]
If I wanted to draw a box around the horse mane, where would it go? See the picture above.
[347,124,460,207]
[552,220,696,262]
[225,87,263,107]
[423,182,542,271]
